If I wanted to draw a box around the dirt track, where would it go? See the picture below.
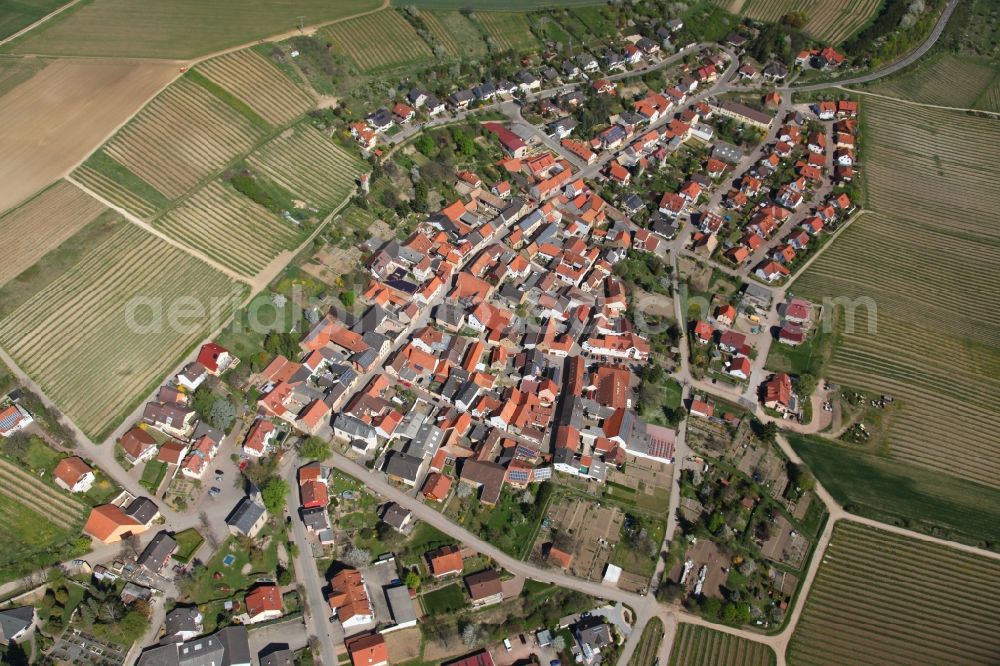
[0,57,178,213]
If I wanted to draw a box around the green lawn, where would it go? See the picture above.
[788,433,1000,550]
[0,493,86,584]
[173,528,205,563]
[187,528,282,603]
[421,583,468,616]
[139,460,168,493]
[764,326,832,377]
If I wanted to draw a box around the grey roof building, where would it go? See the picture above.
[138,625,250,666]
[0,606,35,642]
[385,584,417,629]
[162,607,203,643]
[226,495,268,538]
[137,531,177,573]
[125,496,160,525]
[259,647,295,666]
[383,451,424,486]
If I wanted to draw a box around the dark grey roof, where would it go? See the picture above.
[260,647,295,666]
[385,584,417,625]
[226,496,267,535]
[192,421,224,444]
[163,607,202,642]
[301,506,330,531]
[137,531,177,572]
[140,625,250,666]
[126,497,160,524]
[0,606,34,642]
[384,451,423,482]
[381,502,412,529]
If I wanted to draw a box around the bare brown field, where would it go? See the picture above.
[0,181,106,286]
[0,57,178,214]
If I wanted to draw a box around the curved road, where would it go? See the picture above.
[792,0,960,92]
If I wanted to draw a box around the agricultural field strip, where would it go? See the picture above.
[805,0,881,44]
[475,12,536,52]
[670,624,773,666]
[0,460,85,526]
[0,181,107,286]
[197,49,315,126]
[871,54,996,108]
[324,9,433,71]
[71,164,159,220]
[156,180,299,276]
[103,77,264,199]
[794,97,1000,486]
[790,523,1000,666]
[246,125,363,208]
[0,224,242,436]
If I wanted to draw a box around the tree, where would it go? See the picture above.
[209,398,236,431]
[299,437,332,461]
[190,385,215,421]
[278,565,293,586]
[796,373,817,398]
[461,621,481,647]
[261,478,290,514]
[405,570,421,590]
[343,545,372,567]
[340,290,356,308]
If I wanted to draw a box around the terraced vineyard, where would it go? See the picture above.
[978,77,1000,112]
[429,11,488,58]
[739,0,816,24]
[247,125,364,210]
[793,97,1000,488]
[198,49,315,126]
[788,522,1000,665]
[474,12,538,52]
[670,624,775,666]
[156,180,300,277]
[0,224,243,438]
[103,76,264,198]
[869,53,997,108]
[324,9,434,72]
[0,181,106,285]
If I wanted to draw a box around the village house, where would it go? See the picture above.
[53,456,95,493]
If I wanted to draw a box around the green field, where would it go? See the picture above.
[0,0,67,40]
[425,11,487,59]
[867,52,999,110]
[473,12,539,52]
[788,521,1000,665]
[3,0,383,58]
[788,433,1000,549]
[324,9,434,72]
[247,124,365,211]
[173,527,205,563]
[421,582,468,615]
[0,55,47,96]
[0,224,244,439]
[0,458,87,584]
[791,97,1000,490]
[669,624,775,666]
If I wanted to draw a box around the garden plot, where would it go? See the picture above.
[0,224,243,438]
[0,181,106,286]
[103,76,265,199]
[247,124,364,210]
[155,180,300,278]
[198,49,315,126]
[789,521,1000,666]
[324,9,433,72]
